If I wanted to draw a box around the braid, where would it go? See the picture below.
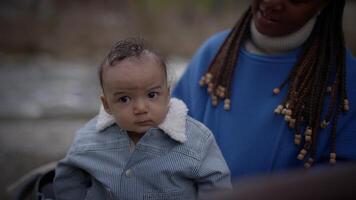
[199,8,252,110]
[200,0,348,168]
[273,0,348,167]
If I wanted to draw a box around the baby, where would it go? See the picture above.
[54,38,231,200]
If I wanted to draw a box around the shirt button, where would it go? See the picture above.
[125,169,133,177]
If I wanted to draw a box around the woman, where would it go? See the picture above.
[173,0,356,179]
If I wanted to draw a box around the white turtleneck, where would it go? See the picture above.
[244,15,317,55]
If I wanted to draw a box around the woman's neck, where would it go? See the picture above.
[244,15,317,55]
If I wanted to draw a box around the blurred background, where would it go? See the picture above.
[0,0,355,199]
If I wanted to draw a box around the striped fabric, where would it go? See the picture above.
[54,116,231,200]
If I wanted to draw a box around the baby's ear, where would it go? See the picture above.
[100,95,112,114]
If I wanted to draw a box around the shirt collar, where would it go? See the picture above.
[96,98,188,143]
[245,14,317,55]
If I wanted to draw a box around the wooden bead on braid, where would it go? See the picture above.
[297,148,308,160]
[224,99,231,110]
[199,73,214,87]
[289,118,296,128]
[282,107,292,115]
[285,109,292,116]
[294,133,302,145]
[284,115,291,122]
[217,85,226,98]
[211,95,218,106]
[304,158,314,169]
[326,86,333,93]
[274,105,284,114]
[283,108,293,122]
[329,152,337,165]
[273,88,281,95]
[281,108,287,115]
[304,128,312,143]
[320,120,329,129]
[205,73,213,84]
[343,99,350,111]
[199,76,206,86]
[207,83,214,94]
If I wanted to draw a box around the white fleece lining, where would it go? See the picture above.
[96,98,188,143]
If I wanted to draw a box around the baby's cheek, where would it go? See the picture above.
[156,108,169,124]
[114,115,129,127]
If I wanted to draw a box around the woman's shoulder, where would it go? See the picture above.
[206,30,230,43]
[189,30,231,64]
[201,30,231,51]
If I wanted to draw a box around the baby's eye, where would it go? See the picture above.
[118,96,130,103]
[148,92,158,99]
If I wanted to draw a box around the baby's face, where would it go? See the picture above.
[101,53,170,135]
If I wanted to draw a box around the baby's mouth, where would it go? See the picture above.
[135,120,153,126]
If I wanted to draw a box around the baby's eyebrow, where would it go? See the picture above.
[148,85,162,91]
[113,91,126,97]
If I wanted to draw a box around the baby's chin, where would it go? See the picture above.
[127,126,155,135]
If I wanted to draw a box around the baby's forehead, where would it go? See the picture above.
[102,52,166,79]
[110,51,160,67]
[124,51,157,63]
[102,53,168,88]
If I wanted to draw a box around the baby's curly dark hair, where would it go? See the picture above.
[98,38,167,89]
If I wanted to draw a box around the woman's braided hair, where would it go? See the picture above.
[199,0,348,168]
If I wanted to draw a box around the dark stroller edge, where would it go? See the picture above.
[7,161,57,200]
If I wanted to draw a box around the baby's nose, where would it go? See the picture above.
[133,99,148,114]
